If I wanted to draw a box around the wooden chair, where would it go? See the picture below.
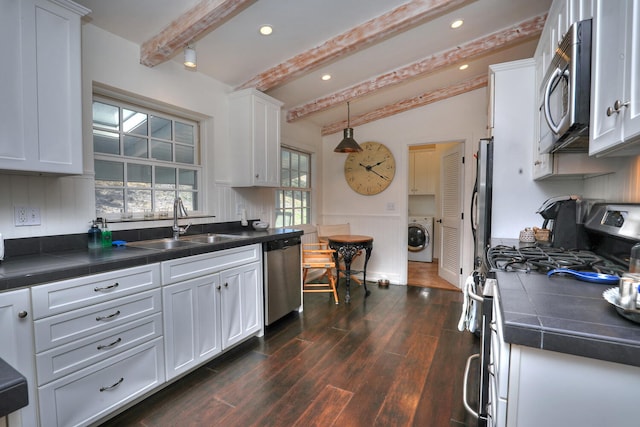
[316,223,362,285]
[302,242,339,304]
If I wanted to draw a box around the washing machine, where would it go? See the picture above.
[408,216,433,262]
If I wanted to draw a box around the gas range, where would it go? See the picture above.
[487,203,640,277]
[486,244,627,276]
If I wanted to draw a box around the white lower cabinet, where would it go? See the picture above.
[38,338,164,427]
[163,275,222,380]
[31,264,163,427]
[220,262,263,349]
[162,245,264,381]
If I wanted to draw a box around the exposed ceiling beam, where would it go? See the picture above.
[235,0,468,91]
[321,74,488,136]
[290,13,546,123]
[140,0,256,67]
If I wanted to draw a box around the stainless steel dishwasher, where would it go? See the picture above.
[263,236,302,325]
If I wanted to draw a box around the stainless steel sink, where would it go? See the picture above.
[184,233,246,244]
[128,238,201,250]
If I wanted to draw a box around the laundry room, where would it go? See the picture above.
[407,142,458,269]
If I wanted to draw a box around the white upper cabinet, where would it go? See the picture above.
[0,0,89,174]
[590,0,640,156]
[409,149,436,195]
[229,88,283,187]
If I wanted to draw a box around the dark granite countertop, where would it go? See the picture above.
[495,269,640,367]
[0,357,28,417]
[0,226,303,292]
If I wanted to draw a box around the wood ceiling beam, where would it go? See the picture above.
[140,0,256,67]
[236,0,468,91]
[321,74,488,136]
[290,13,546,123]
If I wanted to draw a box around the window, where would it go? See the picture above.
[275,147,311,227]
[92,96,201,217]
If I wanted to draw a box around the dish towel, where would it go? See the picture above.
[458,274,478,333]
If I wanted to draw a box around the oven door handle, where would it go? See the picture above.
[463,353,480,419]
[543,67,570,135]
[467,280,484,303]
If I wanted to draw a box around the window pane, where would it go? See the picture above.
[122,108,148,135]
[284,190,293,208]
[156,166,176,189]
[175,122,194,145]
[150,116,172,140]
[95,189,124,214]
[155,191,175,212]
[281,168,290,187]
[299,154,309,173]
[92,101,119,130]
[151,139,172,161]
[93,130,120,155]
[281,150,290,170]
[95,160,124,186]
[179,191,197,211]
[291,152,299,172]
[127,189,152,212]
[175,145,194,164]
[179,169,197,190]
[127,164,152,188]
[299,170,308,187]
[124,135,148,158]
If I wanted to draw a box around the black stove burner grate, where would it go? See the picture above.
[486,244,627,275]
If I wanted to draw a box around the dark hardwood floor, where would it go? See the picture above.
[99,282,479,427]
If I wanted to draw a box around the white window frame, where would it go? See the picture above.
[92,94,204,219]
[275,147,311,227]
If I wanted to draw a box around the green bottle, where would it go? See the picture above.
[101,218,112,248]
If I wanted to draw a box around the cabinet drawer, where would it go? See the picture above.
[34,289,161,352]
[162,244,260,285]
[32,264,160,319]
[38,337,165,427]
[36,313,162,385]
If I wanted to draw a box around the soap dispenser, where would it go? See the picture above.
[101,218,112,248]
[88,220,102,250]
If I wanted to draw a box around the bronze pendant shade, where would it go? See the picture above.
[334,102,362,153]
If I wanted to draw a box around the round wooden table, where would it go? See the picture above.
[327,234,373,303]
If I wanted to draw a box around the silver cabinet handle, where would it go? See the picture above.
[97,337,122,350]
[99,377,124,392]
[606,99,630,116]
[18,310,28,319]
[96,310,121,321]
[94,282,119,292]
[463,353,480,419]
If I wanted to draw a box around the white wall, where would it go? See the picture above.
[321,89,488,286]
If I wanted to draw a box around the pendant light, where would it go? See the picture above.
[184,45,197,69]
[334,102,362,153]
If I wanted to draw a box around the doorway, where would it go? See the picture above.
[407,141,462,288]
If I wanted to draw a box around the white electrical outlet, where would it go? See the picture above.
[14,206,41,226]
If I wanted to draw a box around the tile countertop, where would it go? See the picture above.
[495,265,640,368]
[0,227,303,292]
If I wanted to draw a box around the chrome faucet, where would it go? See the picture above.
[172,197,191,239]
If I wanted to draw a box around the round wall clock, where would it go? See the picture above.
[344,141,396,195]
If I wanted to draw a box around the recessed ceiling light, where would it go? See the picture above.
[459,64,469,70]
[321,74,332,81]
[451,19,464,29]
[259,25,273,36]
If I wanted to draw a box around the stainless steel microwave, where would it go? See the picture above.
[539,19,592,154]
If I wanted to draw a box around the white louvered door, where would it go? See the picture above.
[438,143,463,286]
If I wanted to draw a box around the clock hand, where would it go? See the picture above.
[369,169,389,181]
[359,162,373,171]
[371,159,386,167]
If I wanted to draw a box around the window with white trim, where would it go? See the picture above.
[92,96,202,217]
[275,147,311,227]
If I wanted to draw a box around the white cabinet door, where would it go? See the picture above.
[220,261,263,349]
[0,0,88,174]
[229,89,283,187]
[163,275,222,380]
[409,150,436,195]
[0,289,38,427]
[590,0,640,156]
